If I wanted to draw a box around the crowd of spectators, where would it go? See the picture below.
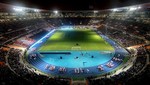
[0,19,51,45]
[108,20,150,40]
[97,19,149,47]
[100,19,149,38]
[0,48,71,85]
[0,18,71,84]
[0,47,30,85]
[93,15,150,85]
[87,45,149,85]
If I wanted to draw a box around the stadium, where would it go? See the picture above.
[0,1,150,85]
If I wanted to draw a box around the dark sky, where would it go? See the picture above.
[0,0,150,10]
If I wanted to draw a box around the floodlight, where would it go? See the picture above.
[94,10,98,13]
[138,6,141,9]
[53,10,58,14]
[129,7,137,11]
[34,9,40,12]
[13,7,23,12]
[112,9,119,12]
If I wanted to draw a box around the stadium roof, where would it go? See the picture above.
[0,0,150,10]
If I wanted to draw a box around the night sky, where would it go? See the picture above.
[0,0,150,10]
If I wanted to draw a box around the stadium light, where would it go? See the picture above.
[94,10,98,13]
[13,7,24,12]
[53,10,58,14]
[34,9,40,12]
[129,7,137,11]
[138,6,141,9]
[112,8,119,12]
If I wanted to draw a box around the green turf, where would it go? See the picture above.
[38,29,114,51]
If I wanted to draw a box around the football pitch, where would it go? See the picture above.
[38,29,114,51]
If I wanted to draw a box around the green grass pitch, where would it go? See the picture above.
[38,29,114,51]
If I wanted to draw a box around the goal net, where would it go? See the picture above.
[71,46,81,50]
